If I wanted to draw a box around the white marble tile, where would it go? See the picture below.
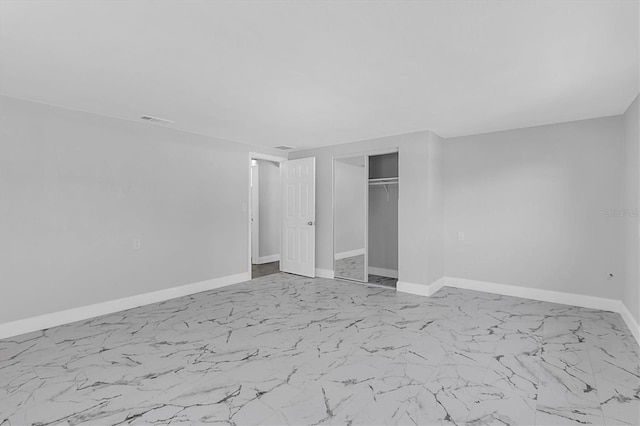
[334,254,366,281]
[1,273,638,425]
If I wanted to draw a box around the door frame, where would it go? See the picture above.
[248,152,287,278]
[332,147,399,282]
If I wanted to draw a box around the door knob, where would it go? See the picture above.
[307,221,314,226]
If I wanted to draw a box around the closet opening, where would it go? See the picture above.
[333,150,398,289]
[368,153,399,288]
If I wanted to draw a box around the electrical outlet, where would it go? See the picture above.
[457,232,465,241]
[132,239,141,250]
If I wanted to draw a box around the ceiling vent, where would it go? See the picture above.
[274,145,296,150]
[140,115,174,124]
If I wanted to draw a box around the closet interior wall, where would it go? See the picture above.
[368,153,399,278]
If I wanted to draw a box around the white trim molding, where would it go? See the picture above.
[0,272,250,340]
[368,267,398,279]
[397,277,446,297]
[444,277,623,312]
[396,275,640,345]
[255,254,280,264]
[619,302,640,345]
[249,152,287,163]
[315,268,335,279]
[443,276,640,345]
[334,248,365,260]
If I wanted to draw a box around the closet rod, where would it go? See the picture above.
[369,178,398,201]
[369,178,398,186]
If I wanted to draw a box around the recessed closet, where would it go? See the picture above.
[333,151,398,288]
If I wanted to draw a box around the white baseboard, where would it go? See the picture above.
[368,267,398,279]
[618,302,640,345]
[255,254,280,264]
[315,268,335,279]
[443,276,640,345]
[0,272,250,340]
[335,249,365,260]
[396,275,639,346]
[397,277,446,297]
[444,277,623,312]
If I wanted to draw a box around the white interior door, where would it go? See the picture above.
[281,157,316,277]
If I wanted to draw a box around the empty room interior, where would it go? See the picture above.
[1,1,639,425]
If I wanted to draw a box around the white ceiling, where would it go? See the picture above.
[1,1,638,150]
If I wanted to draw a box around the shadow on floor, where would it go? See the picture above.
[252,261,280,278]
[368,274,397,289]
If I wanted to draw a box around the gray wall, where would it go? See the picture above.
[257,159,280,258]
[369,154,399,179]
[426,134,445,285]
[623,94,639,323]
[5,93,630,325]
[334,159,366,254]
[444,116,626,300]
[291,130,444,286]
[0,96,279,323]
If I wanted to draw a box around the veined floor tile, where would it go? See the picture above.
[1,273,638,425]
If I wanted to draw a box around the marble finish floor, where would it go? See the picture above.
[1,273,638,426]
[335,255,397,289]
[368,274,397,289]
[335,254,366,281]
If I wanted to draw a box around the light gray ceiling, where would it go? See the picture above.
[1,0,637,150]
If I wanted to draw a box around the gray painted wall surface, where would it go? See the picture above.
[369,153,399,179]
[444,116,626,300]
[4,93,632,326]
[623,94,639,323]
[426,134,445,285]
[0,96,280,323]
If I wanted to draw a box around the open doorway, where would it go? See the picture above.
[250,156,282,278]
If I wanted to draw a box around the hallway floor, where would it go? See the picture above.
[1,274,638,425]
